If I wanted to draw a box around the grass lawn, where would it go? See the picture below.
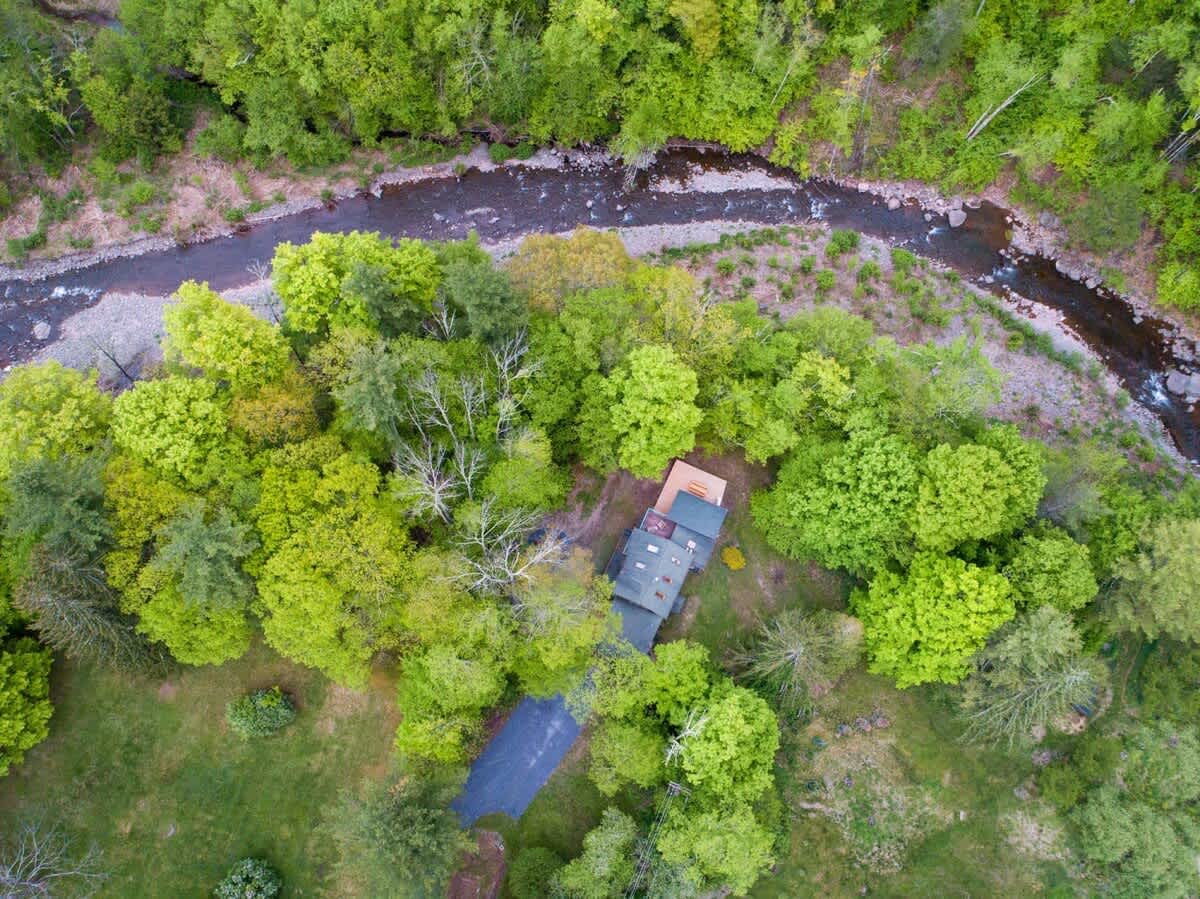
[0,640,400,897]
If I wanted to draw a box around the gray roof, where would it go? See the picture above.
[612,598,664,653]
[611,528,689,617]
[666,491,728,539]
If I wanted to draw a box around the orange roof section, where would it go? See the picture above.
[653,460,728,515]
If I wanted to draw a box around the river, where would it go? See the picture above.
[1,149,1196,460]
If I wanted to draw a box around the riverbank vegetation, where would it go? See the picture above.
[1,0,1198,315]
[2,226,1199,896]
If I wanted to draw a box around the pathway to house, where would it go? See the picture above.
[453,462,728,825]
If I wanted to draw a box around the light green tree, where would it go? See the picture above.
[644,640,712,728]
[579,344,702,478]
[677,685,779,803]
[273,232,439,340]
[910,441,1028,552]
[0,362,111,482]
[656,801,775,897]
[0,636,52,777]
[853,553,1015,688]
[1004,527,1097,612]
[588,719,666,796]
[111,376,230,488]
[163,281,290,393]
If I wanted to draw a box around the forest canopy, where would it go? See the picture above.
[1,0,1198,309]
[1,226,1199,895]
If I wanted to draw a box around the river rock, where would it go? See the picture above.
[1165,370,1200,396]
[1085,276,1101,289]
[32,321,50,341]
[1039,211,1062,229]
[949,196,964,211]
[924,212,933,222]
[947,209,967,228]
[886,196,901,210]
[857,182,869,193]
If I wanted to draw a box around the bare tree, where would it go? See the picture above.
[425,300,457,341]
[0,820,106,898]
[490,332,539,441]
[456,375,487,442]
[451,441,485,501]
[392,441,462,523]
[409,370,457,438]
[86,337,136,387]
[453,499,568,593]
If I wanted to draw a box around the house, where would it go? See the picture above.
[608,460,728,650]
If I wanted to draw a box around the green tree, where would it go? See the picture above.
[480,429,569,512]
[1111,518,1200,642]
[511,548,613,697]
[579,345,702,478]
[656,802,775,897]
[853,553,1015,688]
[960,606,1108,746]
[163,281,290,393]
[1004,527,1098,612]
[325,774,470,898]
[149,501,256,609]
[731,608,863,713]
[14,547,163,672]
[507,847,564,899]
[332,341,406,444]
[4,455,109,565]
[111,376,231,488]
[0,362,111,482]
[0,635,52,777]
[555,807,638,899]
[273,232,439,341]
[751,431,920,575]
[678,685,778,803]
[441,259,527,344]
[588,719,666,796]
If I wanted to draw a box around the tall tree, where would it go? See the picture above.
[1111,518,1200,642]
[579,345,702,478]
[325,774,470,899]
[960,606,1108,746]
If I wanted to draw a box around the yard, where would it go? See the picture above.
[1,452,1075,897]
[499,452,1075,897]
[0,641,400,897]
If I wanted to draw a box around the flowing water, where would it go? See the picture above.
[2,149,1196,459]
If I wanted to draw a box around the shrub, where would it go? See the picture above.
[507,847,564,899]
[799,254,816,274]
[213,858,282,899]
[716,258,737,276]
[225,686,296,738]
[890,247,917,274]
[196,114,247,163]
[721,546,747,570]
[826,229,860,257]
[815,270,836,294]
[857,260,882,283]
